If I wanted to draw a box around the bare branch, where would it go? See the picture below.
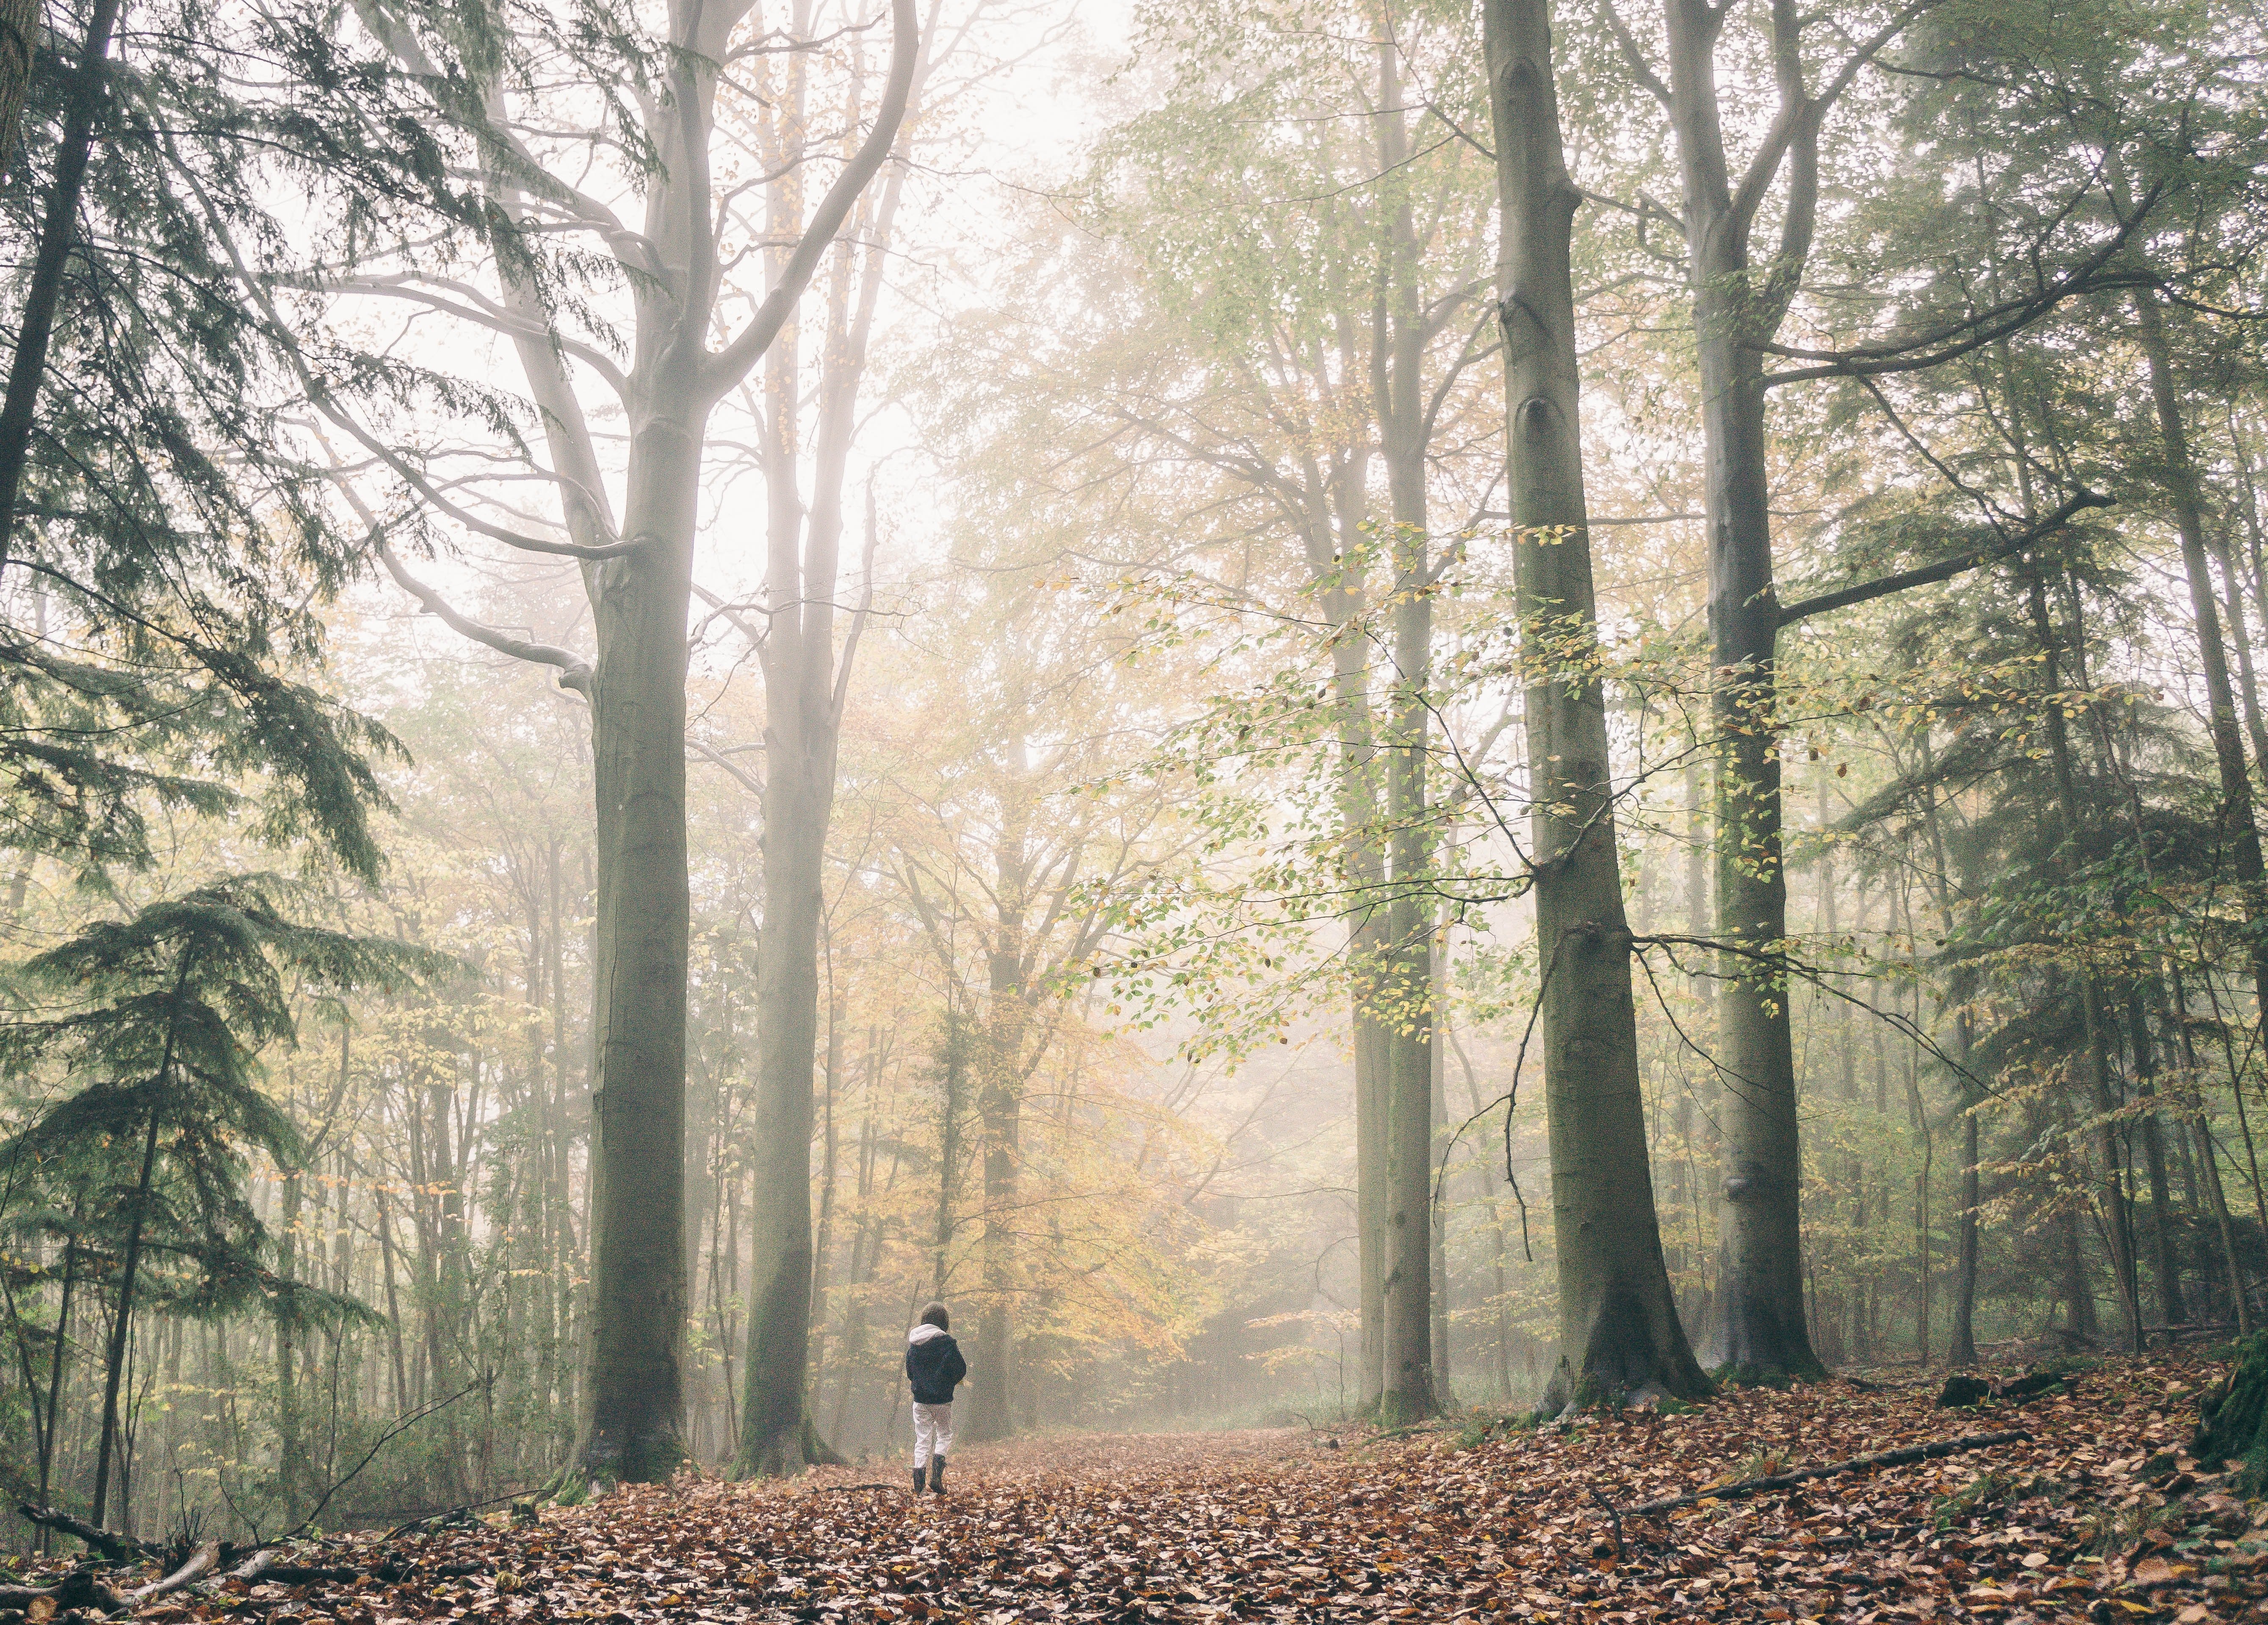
[1777,489,2110,625]
[702,0,923,399]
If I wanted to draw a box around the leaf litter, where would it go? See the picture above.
[79,1350,2268,1625]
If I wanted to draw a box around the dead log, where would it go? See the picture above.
[16,1503,142,1561]
[1628,1429,2032,1515]
[128,1542,219,1604]
[0,1567,128,1613]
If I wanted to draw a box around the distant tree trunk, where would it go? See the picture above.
[2127,998,2184,1325]
[2022,570,2143,1352]
[2159,975,2253,1336]
[277,1166,306,1514]
[36,1210,80,1513]
[1311,494,1388,1410]
[1373,30,1437,1427]
[1487,0,1709,1411]
[965,757,1033,1444]
[736,15,921,1474]
[1430,905,1452,1401]
[1915,765,1980,1367]
[1683,761,1717,1332]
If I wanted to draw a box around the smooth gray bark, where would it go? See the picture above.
[1486,0,1709,1411]
[1655,0,1822,1378]
[1373,33,1439,1424]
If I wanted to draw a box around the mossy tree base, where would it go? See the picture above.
[2196,1331,2268,1489]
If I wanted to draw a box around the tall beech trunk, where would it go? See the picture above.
[1310,482,1389,1410]
[1372,32,1438,1424]
[1430,909,1453,1399]
[965,757,1034,1444]
[1658,0,1821,1378]
[1915,758,1980,1366]
[581,427,700,1479]
[2134,289,2268,1030]
[1487,0,1709,1410]
[736,9,925,1476]
[347,0,915,1484]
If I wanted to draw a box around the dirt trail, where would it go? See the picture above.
[122,1351,2265,1623]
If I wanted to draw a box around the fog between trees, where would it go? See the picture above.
[0,0,2263,1543]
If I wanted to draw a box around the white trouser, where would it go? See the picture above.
[913,1401,954,1467]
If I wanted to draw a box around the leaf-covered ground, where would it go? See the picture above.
[115,1351,2268,1624]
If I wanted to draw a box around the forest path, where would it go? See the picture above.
[138,1350,2256,1625]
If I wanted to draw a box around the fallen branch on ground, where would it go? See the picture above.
[129,1542,219,1603]
[17,1503,142,1560]
[1367,1423,1449,1443]
[1628,1429,2033,1515]
[0,1568,127,1613]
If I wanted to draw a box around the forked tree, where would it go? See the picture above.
[283,0,920,1481]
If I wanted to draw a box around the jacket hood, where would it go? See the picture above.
[908,1322,950,1345]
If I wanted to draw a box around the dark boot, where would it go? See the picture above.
[912,1463,927,1493]
[929,1456,948,1495]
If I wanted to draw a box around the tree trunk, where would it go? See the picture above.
[578,421,699,1480]
[91,1108,163,1527]
[965,760,1033,1444]
[1430,907,1453,1400]
[2022,570,2143,1352]
[739,703,824,1475]
[276,1167,306,1515]
[2134,288,2268,1031]
[2127,998,2184,1325]
[1652,0,1823,1378]
[1487,0,1710,1411]
[0,0,38,184]
[0,0,126,558]
[1371,30,1438,1426]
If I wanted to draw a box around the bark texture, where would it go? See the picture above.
[1373,31,1439,1424]
[1659,0,1822,1378]
[1486,0,1710,1412]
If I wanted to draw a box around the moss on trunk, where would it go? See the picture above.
[2196,1333,2268,1488]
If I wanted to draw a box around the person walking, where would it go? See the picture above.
[906,1301,967,1495]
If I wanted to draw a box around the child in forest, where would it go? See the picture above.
[905,1301,968,1495]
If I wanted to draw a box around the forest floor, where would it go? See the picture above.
[102,1348,2268,1625]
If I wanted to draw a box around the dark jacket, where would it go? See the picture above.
[905,1324,967,1406]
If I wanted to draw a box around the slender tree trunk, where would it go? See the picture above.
[37,1213,80,1513]
[91,1108,162,1527]
[277,1166,305,1514]
[1487,0,1709,1410]
[966,761,1032,1443]
[1914,760,1981,1366]
[0,0,127,558]
[1430,902,1452,1400]
[1372,31,1437,1426]
[2127,999,2184,1325]
[2022,571,2143,1351]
